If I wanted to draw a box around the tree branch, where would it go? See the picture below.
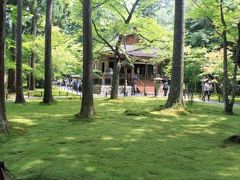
[92,0,110,9]
[191,0,202,9]
[94,45,106,54]
[110,4,127,22]
[122,1,130,14]
[92,20,116,53]
[125,0,141,24]
[138,33,153,43]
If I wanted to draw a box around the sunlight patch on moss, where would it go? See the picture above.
[131,128,147,135]
[98,103,112,107]
[183,124,211,128]
[166,134,183,138]
[217,166,240,177]
[109,99,125,103]
[123,138,138,142]
[21,159,45,171]
[85,166,96,172]
[64,137,76,140]
[57,153,75,159]
[101,136,114,141]
[12,118,37,126]
[104,147,123,151]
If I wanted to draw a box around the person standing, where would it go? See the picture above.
[207,81,213,101]
[132,74,139,95]
[202,80,212,101]
[163,81,169,96]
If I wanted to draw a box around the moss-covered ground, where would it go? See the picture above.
[1,97,240,179]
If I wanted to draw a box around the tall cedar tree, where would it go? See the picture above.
[8,23,16,92]
[219,1,239,114]
[8,0,17,93]
[43,0,54,104]
[79,0,95,117]
[15,0,26,103]
[0,0,9,132]
[165,0,185,107]
[28,0,37,90]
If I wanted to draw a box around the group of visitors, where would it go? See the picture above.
[71,79,82,92]
[61,77,82,92]
[60,76,214,101]
[62,78,69,87]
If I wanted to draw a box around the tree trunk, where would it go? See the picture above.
[110,61,121,99]
[236,22,240,67]
[8,23,16,93]
[222,28,231,114]
[0,0,9,133]
[124,67,127,96]
[79,0,95,117]
[165,0,185,108]
[219,0,232,114]
[110,35,123,99]
[43,0,53,104]
[28,0,37,91]
[228,22,240,114]
[15,0,26,104]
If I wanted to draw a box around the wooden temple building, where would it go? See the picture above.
[95,35,166,95]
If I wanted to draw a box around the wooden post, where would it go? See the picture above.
[155,64,158,76]
[124,67,127,96]
[145,64,148,78]
[131,68,134,80]
[144,82,146,96]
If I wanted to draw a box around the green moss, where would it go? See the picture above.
[1,97,240,179]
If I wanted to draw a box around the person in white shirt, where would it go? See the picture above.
[202,80,213,101]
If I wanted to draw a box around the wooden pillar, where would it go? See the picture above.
[124,67,127,81]
[124,67,127,96]
[145,64,148,78]
[102,77,105,85]
[131,67,134,80]
[154,64,158,76]
[105,61,109,72]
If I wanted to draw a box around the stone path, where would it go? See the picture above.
[6,86,240,108]
[193,98,240,107]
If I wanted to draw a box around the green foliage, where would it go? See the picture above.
[188,0,240,43]
[184,47,206,88]
[31,27,82,80]
[186,0,240,90]
[185,18,220,48]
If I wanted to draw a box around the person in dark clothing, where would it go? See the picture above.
[163,81,169,96]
